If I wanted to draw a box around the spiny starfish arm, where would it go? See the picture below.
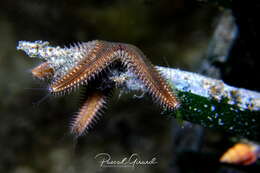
[70,90,110,136]
[31,62,54,79]
[50,41,118,94]
[117,43,179,110]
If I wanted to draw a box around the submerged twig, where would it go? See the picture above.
[17,41,260,140]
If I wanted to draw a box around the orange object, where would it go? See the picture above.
[220,143,258,165]
[31,62,54,79]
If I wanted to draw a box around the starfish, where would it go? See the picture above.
[17,40,179,136]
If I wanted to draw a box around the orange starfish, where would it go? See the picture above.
[18,40,179,136]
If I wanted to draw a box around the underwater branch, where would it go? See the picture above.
[17,41,260,141]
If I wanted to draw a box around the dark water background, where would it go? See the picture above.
[0,0,259,173]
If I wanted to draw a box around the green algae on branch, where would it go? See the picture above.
[157,66,260,141]
[177,91,260,141]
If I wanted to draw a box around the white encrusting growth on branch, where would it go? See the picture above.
[156,66,260,111]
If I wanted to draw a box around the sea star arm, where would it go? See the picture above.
[50,41,118,94]
[71,89,111,136]
[31,62,54,79]
[116,43,179,110]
